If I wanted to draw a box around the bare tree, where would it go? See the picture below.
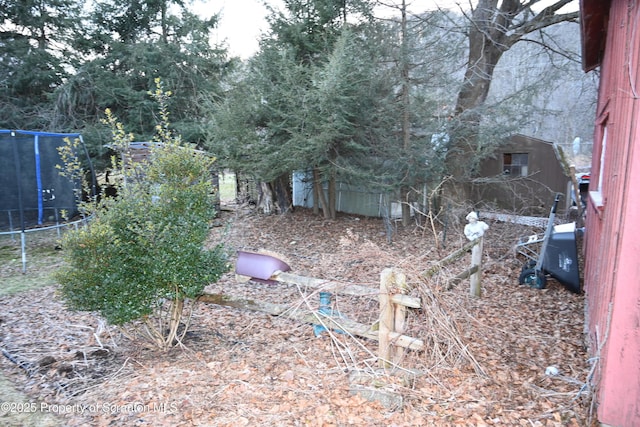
[446,0,579,199]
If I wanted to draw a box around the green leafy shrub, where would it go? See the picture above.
[55,80,228,350]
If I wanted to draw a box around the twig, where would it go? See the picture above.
[1,347,35,376]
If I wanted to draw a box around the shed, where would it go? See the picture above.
[293,171,403,218]
[580,1,640,425]
[472,134,572,215]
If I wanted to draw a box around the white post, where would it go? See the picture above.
[464,211,488,298]
[470,237,483,297]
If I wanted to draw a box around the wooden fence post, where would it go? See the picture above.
[470,237,483,297]
[379,269,394,368]
[392,271,408,362]
[379,268,422,368]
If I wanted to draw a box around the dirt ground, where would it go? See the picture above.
[0,204,594,426]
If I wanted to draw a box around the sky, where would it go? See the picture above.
[198,0,578,59]
[205,0,279,58]
[198,0,470,58]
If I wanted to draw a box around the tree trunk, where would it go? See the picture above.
[273,173,292,214]
[312,170,320,215]
[327,170,337,219]
[400,0,412,227]
[313,168,331,219]
[257,182,274,214]
[164,296,184,349]
[256,174,292,215]
[400,186,412,227]
[447,1,509,201]
[446,0,578,201]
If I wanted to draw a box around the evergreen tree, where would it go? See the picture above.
[207,0,378,217]
[52,0,232,169]
[0,0,82,129]
[56,81,228,351]
[206,3,464,220]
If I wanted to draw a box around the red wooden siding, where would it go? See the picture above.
[582,1,640,425]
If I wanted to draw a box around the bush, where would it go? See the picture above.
[55,80,229,350]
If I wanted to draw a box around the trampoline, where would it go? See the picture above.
[0,130,96,271]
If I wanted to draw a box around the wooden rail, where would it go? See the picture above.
[421,237,484,296]
[199,266,424,367]
[201,234,484,367]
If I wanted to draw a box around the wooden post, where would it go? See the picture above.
[392,271,408,363]
[470,237,483,297]
[379,268,394,368]
[569,165,583,228]
[379,268,420,368]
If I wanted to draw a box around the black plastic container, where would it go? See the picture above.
[542,222,581,293]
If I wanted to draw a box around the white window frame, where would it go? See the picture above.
[589,125,607,210]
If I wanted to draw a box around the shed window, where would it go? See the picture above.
[503,153,528,176]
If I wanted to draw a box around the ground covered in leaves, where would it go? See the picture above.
[1,205,594,426]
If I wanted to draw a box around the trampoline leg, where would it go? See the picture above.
[8,211,16,243]
[21,231,27,274]
[55,208,61,238]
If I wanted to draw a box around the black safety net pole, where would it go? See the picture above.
[79,135,98,205]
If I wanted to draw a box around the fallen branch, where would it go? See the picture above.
[1,347,34,376]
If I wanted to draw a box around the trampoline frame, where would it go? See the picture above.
[0,129,97,273]
[1,216,91,273]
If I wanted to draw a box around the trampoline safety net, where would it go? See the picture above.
[0,130,94,231]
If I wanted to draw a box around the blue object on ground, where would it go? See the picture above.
[313,292,346,336]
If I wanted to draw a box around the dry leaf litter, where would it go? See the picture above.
[0,205,593,426]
